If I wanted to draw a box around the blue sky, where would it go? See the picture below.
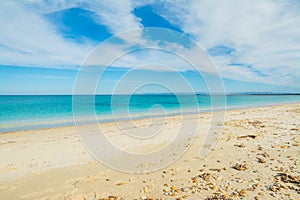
[0,0,299,94]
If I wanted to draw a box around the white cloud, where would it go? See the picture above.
[1,0,299,88]
[0,1,94,68]
[0,0,143,68]
[83,32,219,75]
[155,0,300,87]
[83,0,141,33]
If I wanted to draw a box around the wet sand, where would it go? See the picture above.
[0,103,299,199]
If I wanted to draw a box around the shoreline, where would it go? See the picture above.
[0,102,299,199]
[1,101,300,134]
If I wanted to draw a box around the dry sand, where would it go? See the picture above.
[0,103,299,200]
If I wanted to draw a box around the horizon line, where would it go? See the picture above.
[1,92,300,96]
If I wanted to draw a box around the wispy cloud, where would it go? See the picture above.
[0,1,96,68]
[154,0,300,87]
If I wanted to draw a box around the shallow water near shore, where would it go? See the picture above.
[1,94,300,132]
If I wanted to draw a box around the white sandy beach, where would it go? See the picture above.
[0,103,299,200]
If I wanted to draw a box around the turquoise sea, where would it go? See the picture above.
[0,94,300,133]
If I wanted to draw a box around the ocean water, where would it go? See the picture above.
[0,94,300,133]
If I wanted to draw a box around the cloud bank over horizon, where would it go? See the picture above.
[0,0,300,91]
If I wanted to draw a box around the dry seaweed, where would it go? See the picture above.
[238,135,257,139]
[232,163,248,171]
[276,173,300,185]
[205,192,232,200]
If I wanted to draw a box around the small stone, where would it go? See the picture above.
[142,185,150,193]
[234,143,246,148]
[252,183,259,190]
[239,189,247,197]
[200,173,211,181]
[116,182,125,186]
[171,192,177,197]
[210,185,218,190]
[171,185,177,191]
[257,157,266,163]
[191,177,197,183]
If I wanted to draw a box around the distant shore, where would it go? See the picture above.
[0,103,299,199]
